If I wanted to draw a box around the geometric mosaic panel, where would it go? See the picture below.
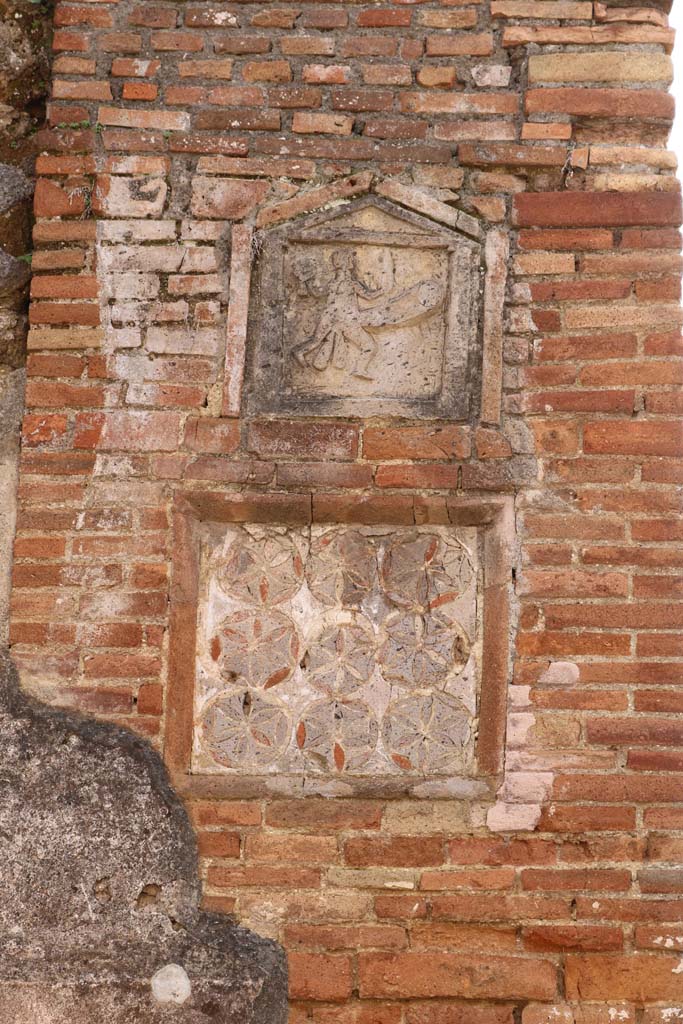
[193,525,481,783]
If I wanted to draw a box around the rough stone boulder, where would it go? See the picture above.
[0,649,288,1023]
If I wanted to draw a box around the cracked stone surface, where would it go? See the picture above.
[0,649,288,1023]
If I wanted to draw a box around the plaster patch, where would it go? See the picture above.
[538,661,580,687]
[151,964,192,1005]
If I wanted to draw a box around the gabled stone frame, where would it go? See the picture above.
[164,491,514,801]
[219,176,509,427]
[246,195,481,420]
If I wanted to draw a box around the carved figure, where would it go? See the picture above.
[291,248,446,382]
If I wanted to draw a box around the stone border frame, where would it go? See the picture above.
[245,195,481,421]
[165,491,514,800]
[219,176,509,427]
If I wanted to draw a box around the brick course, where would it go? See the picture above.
[10,0,683,1018]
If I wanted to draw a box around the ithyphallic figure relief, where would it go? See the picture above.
[291,247,446,382]
[248,196,480,417]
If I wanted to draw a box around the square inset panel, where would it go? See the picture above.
[194,525,480,781]
[166,494,513,798]
[245,197,481,420]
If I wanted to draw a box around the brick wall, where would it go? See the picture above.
[9,0,683,1019]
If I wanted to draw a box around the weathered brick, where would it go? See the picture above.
[359,953,557,1000]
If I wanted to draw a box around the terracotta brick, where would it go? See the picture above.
[243,60,292,83]
[285,924,407,951]
[426,33,494,56]
[265,801,382,832]
[248,421,359,460]
[414,66,457,89]
[359,953,557,1000]
[523,925,623,951]
[566,954,683,1001]
[74,411,182,452]
[151,31,203,51]
[344,837,444,868]
[292,112,354,135]
[375,464,461,489]
[191,801,261,828]
[363,426,470,461]
[289,954,353,1002]
[411,923,517,952]
[184,418,240,455]
[208,865,320,889]
[515,192,682,228]
[358,9,412,27]
[246,835,337,866]
[197,832,241,859]
[406,1007,513,1024]
[190,177,269,218]
[584,421,683,456]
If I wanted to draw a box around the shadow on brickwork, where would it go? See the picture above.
[0,648,288,1021]
[0,0,55,642]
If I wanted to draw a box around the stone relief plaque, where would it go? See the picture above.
[192,524,483,791]
[245,197,481,419]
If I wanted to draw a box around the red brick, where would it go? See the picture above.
[265,801,382,832]
[514,192,682,228]
[358,953,557,1000]
[129,5,177,28]
[151,31,203,51]
[587,717,683,747]
[521,869,632,894]
[184,417,240,454]
[344,837,444,868]
[246,835,337,866]
[208,865,320,889]
[357,9,413,26]
[25,382,106,409]
[55,4,112,27]
[525,87,674,120]
[285,923,406,952]
[21,414,68,447]
[34,179,87,218]
[74,411,182,451]
[523,925,623,952]
[251,9,299,29]
[83,654,161,679]
[376,464,461,489]
[584,421,683,456]
[331,89,393,112]
[406,1007,513,1024]
[363,426,470,460]
[566,954,683,1001]
[122,82,158,101]
[420,869,516,891]
[215,35,271,55]
[197,832,241,859]
[276,463,373,488]
[289,954,353,1003]
[312,494,415,525]
[248,421,358,460]
[191,801,261,828]
[100,33,143,52]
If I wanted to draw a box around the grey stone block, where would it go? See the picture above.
[0,649,288,1024]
